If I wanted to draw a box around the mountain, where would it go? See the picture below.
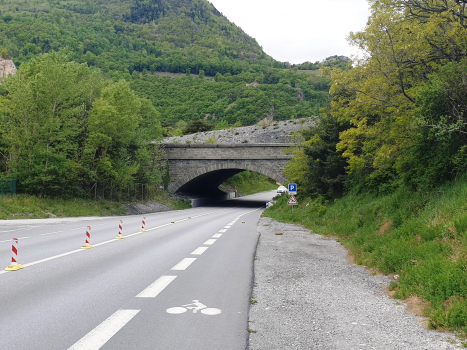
[0,0,332,130]
[0,0,276,74]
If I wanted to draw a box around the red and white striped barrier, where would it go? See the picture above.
[81,226,93,249]
[5,238,23,271]
[140,217,147,232]
[116,220,125,239]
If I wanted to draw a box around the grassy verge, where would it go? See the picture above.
[226,171,277,195]
[265,176,467,338]
[0,192,191,219]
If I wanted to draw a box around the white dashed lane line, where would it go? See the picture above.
[191,247,208,255]
[0,236,29,243]
[136,275,177,298]
[67,207,264,349]
[171,258,197,271]
[68,309,140,350]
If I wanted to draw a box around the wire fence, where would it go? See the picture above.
[0,179,16,196]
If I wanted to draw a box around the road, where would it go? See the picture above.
[0,191,276,350]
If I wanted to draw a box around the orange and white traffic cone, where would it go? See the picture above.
[116,220,125,239]
[81,226,93,249]
[5,238,23,271]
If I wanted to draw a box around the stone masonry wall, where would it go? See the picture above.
[163,144,291,192]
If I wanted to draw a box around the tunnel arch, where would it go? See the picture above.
[169,161,287,196]
[164,143,291,197]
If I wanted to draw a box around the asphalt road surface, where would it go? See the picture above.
[0,191,276,350]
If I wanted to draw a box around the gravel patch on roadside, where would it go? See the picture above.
[122,200,172,215]
[248,217,461,350]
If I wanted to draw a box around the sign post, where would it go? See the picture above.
[288,183,297,195]
[287,195,298,213]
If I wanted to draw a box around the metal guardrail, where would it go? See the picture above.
[0,179,16,195]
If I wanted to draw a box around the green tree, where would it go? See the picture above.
[1,52,106,197]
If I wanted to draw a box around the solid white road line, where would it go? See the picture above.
[171,258,197,271]
[212,234,222,238]
[136,275,177,298]
[191,247,209,255]
[68,309,140,350]
[218,229,227,233]
[203,239,217,245]
[23,249,83,268]
[0,207,259,275]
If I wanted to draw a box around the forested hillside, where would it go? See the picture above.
[0,0,339,198]
[0,0,334,131]
[0,0,271,75]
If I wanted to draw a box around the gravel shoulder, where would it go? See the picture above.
[248,217,462,350]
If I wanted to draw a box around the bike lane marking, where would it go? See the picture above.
[191,247,209,255]
[171,258,197,271]
[68,309,140,350]
[136,275,177,298]
[67,206,265,348]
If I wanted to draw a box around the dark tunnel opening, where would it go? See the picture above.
[176,169,245,198]
[175,169,278,207]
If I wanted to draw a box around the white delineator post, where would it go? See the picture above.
[81,226,93,249]
[140,217,147,232]
[5,238,24,271]
[116,220,125,239]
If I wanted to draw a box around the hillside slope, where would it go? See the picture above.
[0,0,272,74]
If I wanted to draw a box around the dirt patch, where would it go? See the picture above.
[377,219,393,236]
[406,297,430,328]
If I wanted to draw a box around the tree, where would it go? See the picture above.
[1,52,106,197]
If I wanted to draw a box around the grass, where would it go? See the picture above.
[265,175,467,337]
[0,192,191,220]
[226,171,277,195]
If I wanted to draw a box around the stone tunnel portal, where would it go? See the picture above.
[163,144,291,199]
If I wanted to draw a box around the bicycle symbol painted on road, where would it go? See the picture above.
[166,300,222,316]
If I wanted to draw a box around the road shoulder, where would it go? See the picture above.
[248,217,461,349]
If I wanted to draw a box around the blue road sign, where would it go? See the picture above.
[288,183,297,194]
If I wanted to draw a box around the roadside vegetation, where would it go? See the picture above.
[265,0,467,339]
[224,171,277,195]
[0,191,190,220]
[0,194,125,219]
[266,177,467,336]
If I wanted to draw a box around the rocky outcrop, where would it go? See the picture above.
[162,117,317,145]
[321,55,351,64]
[0,58,17,78]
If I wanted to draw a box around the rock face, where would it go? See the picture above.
[162,117,317,145]
[0,58,17,78]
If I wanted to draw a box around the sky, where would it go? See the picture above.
[208,0,371,64]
